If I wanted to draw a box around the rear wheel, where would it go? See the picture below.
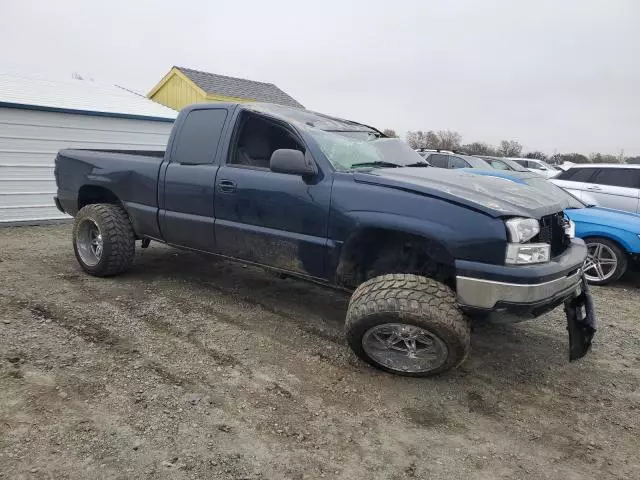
[583,237,627,285]
[73,203,135,276]
[345,274,470,376]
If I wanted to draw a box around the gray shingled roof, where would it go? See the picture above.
[176,66,303,108]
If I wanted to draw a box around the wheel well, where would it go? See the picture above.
[78,186,121,211]
[582,235,626,252]
[336,228,456,290]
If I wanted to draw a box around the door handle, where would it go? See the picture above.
[586,186,602,191]
[218,179,236,193]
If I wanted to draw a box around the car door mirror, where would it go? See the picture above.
[270,149,317,176]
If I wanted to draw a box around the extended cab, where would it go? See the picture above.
[54,102,595,376]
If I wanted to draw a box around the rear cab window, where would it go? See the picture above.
[173,109,228,165]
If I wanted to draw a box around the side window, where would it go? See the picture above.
[489,159,509,170]
[230,115,303,169]
[449,156,470,169]
[591,169,640,188]
[528,161,542,170]
[556,168,596,182]
[427,154,449,168]
[172,109,228,165]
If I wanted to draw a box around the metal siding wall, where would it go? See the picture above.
[0,107,173,224]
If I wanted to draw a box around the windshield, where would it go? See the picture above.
[539,160,560,171]
[499,158,529,172]
[309,130,428,170]
[523,177,585,209]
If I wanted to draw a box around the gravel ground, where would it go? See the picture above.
[1,224,639,480]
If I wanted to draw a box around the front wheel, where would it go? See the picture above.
[345,274,470,377]
[583,237,627,285]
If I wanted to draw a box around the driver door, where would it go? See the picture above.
[214,114,333,279]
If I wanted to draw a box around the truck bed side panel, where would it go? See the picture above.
[55,149,164,238]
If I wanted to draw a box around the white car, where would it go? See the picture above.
[510,158,561,179]
[550,163,640,213]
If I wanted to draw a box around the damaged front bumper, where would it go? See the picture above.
[456,268,583,316]
[565,276,596,361]
[454,238,596,360]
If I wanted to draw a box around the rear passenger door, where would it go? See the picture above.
[158,106,231,252]
[585,168,640,213]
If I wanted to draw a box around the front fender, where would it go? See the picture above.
[575,223,640,254]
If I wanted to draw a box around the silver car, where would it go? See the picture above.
[510,158,561,179]
[551,164,640,213]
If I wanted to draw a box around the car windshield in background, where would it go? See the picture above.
[309,130,428,170]
[478,156,529,172]
[539,161,560,171]
[523,177,585,209]
[498,158,529,172]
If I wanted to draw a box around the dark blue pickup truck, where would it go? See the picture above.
[54,102,595,376]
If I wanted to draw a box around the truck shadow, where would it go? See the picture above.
[128,245,572,382]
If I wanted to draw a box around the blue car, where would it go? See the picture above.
[465,169,640,285]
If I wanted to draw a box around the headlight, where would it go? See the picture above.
[505,218,540,243]
[564,219,575,239]
[505,243,550,264]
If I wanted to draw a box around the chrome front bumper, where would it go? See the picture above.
[456,268,583,310]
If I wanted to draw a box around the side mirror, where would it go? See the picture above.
[270,149,317,176]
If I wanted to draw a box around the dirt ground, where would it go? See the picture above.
[0,224,638,480]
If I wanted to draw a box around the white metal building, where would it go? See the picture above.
[0,73,177,225]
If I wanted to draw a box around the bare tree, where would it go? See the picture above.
[405,131,427,149]
[405,130,442,149]
[425,131,441,149]
[382,129,397,138]
[461,142,498,156]
[626,156,640,164]
[590,153,620,164]
[437,130,462,151]
[498,140,523,157]
[524,151,548,161]
[557,153,589,164]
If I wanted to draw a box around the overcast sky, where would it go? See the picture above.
[2,0,638,155]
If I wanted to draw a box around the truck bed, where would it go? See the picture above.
[54,148,167,238]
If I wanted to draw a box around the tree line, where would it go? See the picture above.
[380,129,640,165]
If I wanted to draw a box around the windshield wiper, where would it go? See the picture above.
[405,162,430,167]
[350,161,403,169]
[350,161,429,169]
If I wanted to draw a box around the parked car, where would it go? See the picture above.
[466,169,640,285]
[54,102,594,376]
[511,158,561,179]
[415,148,454,159]
[475,156,530,172]
[551,164,640,214]
[424,150,518,170]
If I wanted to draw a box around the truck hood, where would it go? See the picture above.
[565,206,640,233]
[354,167,567,218]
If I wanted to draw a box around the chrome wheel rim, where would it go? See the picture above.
[76,219,103,267]
[584,242,617,282]
[362,323,448,373]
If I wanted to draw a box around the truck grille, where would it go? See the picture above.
[536,213,570,257]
